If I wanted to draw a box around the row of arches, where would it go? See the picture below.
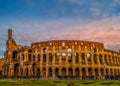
[12,50,120,67]
[14,63,120,78]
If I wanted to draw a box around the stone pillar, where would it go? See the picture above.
[85,52,88,65]
[80,68,82,79]
[72,46,75,65]
[46,68,48,78]
[86,68,88,77]
[66,68,68,76]
[91,53,94,66]
[59,68,62,76]
[79,53,81,65]
[98,68,101,79]
[52,54,55,65]
[52,67,55,78]
[73,68,75,76]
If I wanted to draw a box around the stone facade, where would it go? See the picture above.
[0,58,4,77]
[2,29,120,79]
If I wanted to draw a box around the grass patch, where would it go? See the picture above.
[0,79,119,86]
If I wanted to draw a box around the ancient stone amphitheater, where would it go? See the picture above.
[2,29,120,79]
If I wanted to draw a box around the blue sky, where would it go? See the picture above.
[0,0,120,57]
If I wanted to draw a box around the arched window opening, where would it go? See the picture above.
[48,68,52,77]
[68,67,73,77]
[87,53,92,62]
[49,53,53,63]
[25,68,28,76]
[28,49,32,53]
[43,54,46,62]
[62,68,66,77]
[100,68,104,76]
[104,55,107,64]
[68,53,72,62]
[99,54,103,64]
[82,68,86,77]
[75,68,79,77]
[81,53,85,64]
[28,54,32,61]
[75,52,79,63]
[37,68,40,76]
[12,51,18,61]
[95,68,98,76]
[33,55,35,61]
[37,54,40,61]
[55,68,59,77]
[14,63,19,76]
[94,54,97,64]
[32,63,36,76]
[43,48,47,53]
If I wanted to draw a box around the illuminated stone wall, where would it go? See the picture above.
[2,29,120,79]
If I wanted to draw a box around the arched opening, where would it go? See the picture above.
[14,63,19,76]
[42,68,46,77]
[118,69,119,75]
[62,68,66,77]
[25,68,28,76]
[82,68,86,78]
[114,69,116,75]
[12,51,17,60]
[32,63,36,76]
[106,68,109,76]
[100,68,104,76]
[95,68,99,76]
[28,49,32,53]
[28,54,32,61]
[20,68,23,76]
[37,68,40,76]
[43,48,47,53]
[75,52,79,63]
[99,54,103,64]
[43,54,46,62]
[81,53,85,64]
[48,68,52,77]
[88,68,92,76]
[37,54,40,61]
[104,55,107,64]
[94,54,97,64]
[33,55,35,61]
[110,69,113,75]
[68,53,72,62]
[68,67,73,77]
[55,68,59,77]
[75,68,79,77]
[49,53,53,63]
[87,53,92,61]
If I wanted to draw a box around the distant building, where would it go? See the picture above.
[2,29,120,79]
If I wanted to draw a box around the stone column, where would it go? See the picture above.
[73,67,75,76]
[46,67,48,78]
[66,68,68,76]
[59,68,62,76]
[52,67,55,78]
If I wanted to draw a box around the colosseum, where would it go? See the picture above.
[2,29,120,79]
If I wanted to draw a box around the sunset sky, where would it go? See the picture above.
[0,0,120,57]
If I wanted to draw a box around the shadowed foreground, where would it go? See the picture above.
[0,79,120,86]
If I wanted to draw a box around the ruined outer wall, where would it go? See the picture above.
[0,58,4,70]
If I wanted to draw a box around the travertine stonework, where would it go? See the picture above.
[0,58,4,76]
[2,29,120,79]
